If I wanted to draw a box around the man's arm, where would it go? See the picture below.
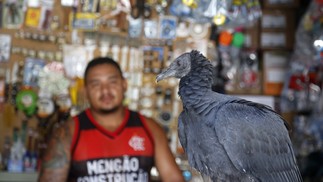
[145,118,185,182]
[38,120,74,182]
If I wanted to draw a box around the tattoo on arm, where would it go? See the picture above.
[38,123,72,182]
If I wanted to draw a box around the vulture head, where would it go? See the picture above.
[156,52,191,82]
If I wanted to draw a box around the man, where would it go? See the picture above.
[39,57,184,182]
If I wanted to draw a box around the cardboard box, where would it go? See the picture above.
[260,10,295,49]
[263,51,290,96]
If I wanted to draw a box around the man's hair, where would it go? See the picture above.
[84,57,123,84]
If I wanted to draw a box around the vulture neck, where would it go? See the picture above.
[178,53,214,109]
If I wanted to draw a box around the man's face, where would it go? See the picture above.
[85,64,127,113]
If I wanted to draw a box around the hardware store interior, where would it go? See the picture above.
[0,0,322,181]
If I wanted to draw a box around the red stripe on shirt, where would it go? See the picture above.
[85,108,130,138]
[72,127,154,161]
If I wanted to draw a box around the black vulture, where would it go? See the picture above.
[156,50,302,182]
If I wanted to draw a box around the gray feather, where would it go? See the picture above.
[156,50,302,182]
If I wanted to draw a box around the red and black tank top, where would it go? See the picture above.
[68,108,155,182]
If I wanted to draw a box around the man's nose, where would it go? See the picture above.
[100,83,111,93]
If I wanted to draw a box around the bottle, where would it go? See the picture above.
[32,134,39,171]
[23,128,36,172]
[1,136,12,171]
[7,128,25,172]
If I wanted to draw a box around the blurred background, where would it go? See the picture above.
[0,0,322,181]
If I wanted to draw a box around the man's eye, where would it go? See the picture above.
[90,82,100,87]
[109,79,118,84]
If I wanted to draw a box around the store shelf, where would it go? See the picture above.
[0,172,38,182]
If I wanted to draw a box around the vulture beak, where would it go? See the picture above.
[156,67,176,83]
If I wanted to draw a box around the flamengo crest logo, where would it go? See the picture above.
[128,135,145,151]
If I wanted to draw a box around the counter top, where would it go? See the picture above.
[0,172,38,182]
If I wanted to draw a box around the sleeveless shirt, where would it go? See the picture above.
[68,108,155,182]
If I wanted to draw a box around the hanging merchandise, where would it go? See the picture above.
[128,17,142,38]
[158,88,174,126]
[159,15,177,39]
[205,0,227,25]
[144,19,158,39]
[131,0,151,19]
[281,0,323,114]
[227,31,245,91]
[237,51,259,89]
[1,136,12,171]
[2,0,25,28]
[7,128,25,173]
[38,61,70,96]
[23,128,38,172]
[289,0,323,70]
[69,77,88,116]
[63,45,89,79]
[174,0,262,27]
[99,0,130,30]
[218,31,233,89]
[189,0,213,24]
[170,0,210,23]
[154,0,168,15]
[2,63,20,127]
[230,31,245,64]
[279,1,323,173]
[304,88,323,152]
[70,12,100,31]
[25,7,41,28]
[0,34,11,62]
[182,0,197,8]
[169,0,191,17]
[16,88,37,118]
[231,0,261,24]
[142,46,165,74]
[23,58,45,88]
[232,32,245,47]
[99,0,118,11]
[216,29,251,93]
[189,23,209,39]
[36,91,54,120]
[38,0,55,30]
[176,22,189,37]
[204,0,218,18]
[219,30,232,46]
[56,93,72,123]
[80,0,100,13]
[37,61,69,122]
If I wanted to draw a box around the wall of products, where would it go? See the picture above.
[1,0,320,180]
